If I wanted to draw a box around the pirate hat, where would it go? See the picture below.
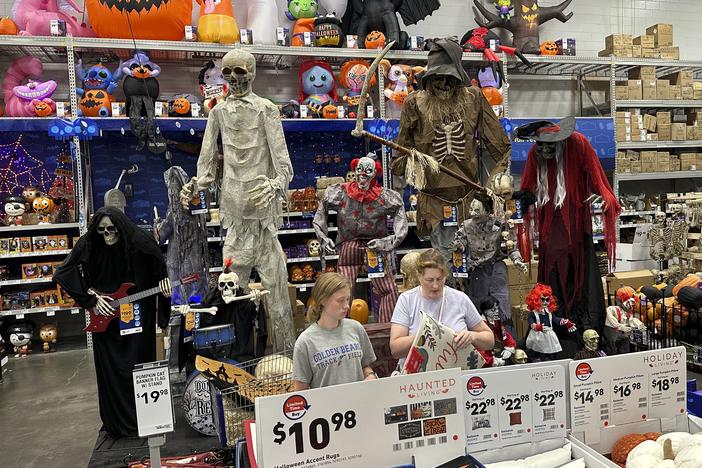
[513,116,576,143]
[420,37,470,89]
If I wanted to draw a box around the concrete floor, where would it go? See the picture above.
[0,349,101,468]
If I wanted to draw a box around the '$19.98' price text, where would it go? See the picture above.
[273,410,357,454]
[136,389,168,405]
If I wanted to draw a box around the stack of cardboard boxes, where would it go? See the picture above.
[600,23,679,59]
[615,66,697,103]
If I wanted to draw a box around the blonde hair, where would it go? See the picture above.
[417,248,449,278]
[308,272,351,322]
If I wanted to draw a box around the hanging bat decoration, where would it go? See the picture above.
[472,0,574,54]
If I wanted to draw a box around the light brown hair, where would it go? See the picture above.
[417,248,449,278]
[308,272,352,322]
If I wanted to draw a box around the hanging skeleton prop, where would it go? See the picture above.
[516,117,620,358]
[381,38,511,264]
[449,192,526,322]
[472,0,574,55]
[313,155,408,322]
[180,49,295,350]
[648,211,688,265]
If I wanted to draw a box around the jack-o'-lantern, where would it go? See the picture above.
[33,100,53,117]
[172,97,191,115]
[86,0,192,41]
[322,103,338,119]
[540,40,559,56]
[350,299,369,324]
[365,31,386,49]
[481,87,503,106]
[0,17,19,35]
[80,90,112,118]
[32,196,54,214]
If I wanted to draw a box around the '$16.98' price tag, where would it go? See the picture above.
[273,410,357,454]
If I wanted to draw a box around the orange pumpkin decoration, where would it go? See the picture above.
[32,196,54,214]
[481,87,503,106]
[644,432,661,441]
[172,97,191,115]
[611,433,647,464]
[0,17,19,35]
[673,274,701,297]
[365,31,386,49]
[86,0,192,40]
[349,299,369,324]
[80,90,113,117]
[33,101,53,117]
[540,40,559,56]
[321,103,339,119]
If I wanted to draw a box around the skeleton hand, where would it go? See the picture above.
[515,259,528,273]
[89,289,115,316]
[448,239,464,252]
[159,278,173,298]
[179,177,197,210]
[366,239,384,252]
[321,238,336,255]
[501,348,514,360]
[493,357,505,367]
[248,175,280,209]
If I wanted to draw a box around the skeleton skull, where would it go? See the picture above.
[355,156,377,191]
[491,172,515,199]
[345,171,357,183]
[583,329,600,352]
[97,216,119,246]
[655,211,667,226]
[221,49,256,97]
[306,238,321,256]
[426,75,459,100]
[536,141,560,160]
[400,251,422,289]
[512,349,528,364]
[217,270,239,304]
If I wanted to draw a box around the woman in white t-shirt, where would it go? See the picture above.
[390,249,494,359]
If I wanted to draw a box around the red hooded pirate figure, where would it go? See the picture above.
[515,117,620,358]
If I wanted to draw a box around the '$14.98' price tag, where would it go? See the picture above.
[273,410,357,454]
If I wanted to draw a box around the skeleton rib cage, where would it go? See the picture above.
[433,121,467,163]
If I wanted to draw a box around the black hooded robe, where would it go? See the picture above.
[54,207,170,438]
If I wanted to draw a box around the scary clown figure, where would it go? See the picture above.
[313,155,408,322]
[392,37,511,266]
[180,49,295,350]
[449,191,526,324]
[574,329,606,360]
[604,286,645,355]
[54,207,172,438]
[525,283,576,361]
[477,295,516,367]
[516,116,620,358]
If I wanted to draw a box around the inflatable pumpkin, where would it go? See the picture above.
[80,90,113,117]
[321,103,338,119]
[33,100,53,117]
[171,97,191,115]
[540,40,559,55]
[349,298,369,324]
[0,17,19,35]
[365,31,386,49]
[86,0,192,40]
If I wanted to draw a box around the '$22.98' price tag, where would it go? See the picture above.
[273,410,357,454]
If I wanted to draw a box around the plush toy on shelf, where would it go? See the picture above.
[86,0,191,40]
[122,51,166,153]
[12,0,94,37]
[8,322,33,357]
[195,0,240,43]
[287,0,318,47]
[76,59,123,117]
[379,59,423,119]
[198,60,229,115]
[3,195,25,226]
[0,16,20,35]
[298,60,338,117]
[39,323,58,353]
[339,59,374,118]
[32,195,54,223]
[313,13,344,47]
[2,56,57,117]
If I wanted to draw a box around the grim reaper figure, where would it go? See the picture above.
[180,49,295,350]
[392,38,511,265]
[54,207,172,438]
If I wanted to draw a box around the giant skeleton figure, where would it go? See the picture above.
[449,191,526,322]
[180,49,295,350]
[391,38,511,265]
[314,156,408,322]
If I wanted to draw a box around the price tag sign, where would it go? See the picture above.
[463,364,566,452]
[46,310,55,317]
[256,369,465,468]
[132,361,174,437]
[569,347,686,441]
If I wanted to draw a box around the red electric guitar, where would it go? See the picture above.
[84,273,200,333]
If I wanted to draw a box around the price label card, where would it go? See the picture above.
[16,314,24,319]
[367,105,374,118]
[569,347,686,439]
[132,361,174,437]
[463,364,566,452]
[255,369,465,468]
[46,310,55,317]
[119,302,143,336]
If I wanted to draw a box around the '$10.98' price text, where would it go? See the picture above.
[573,389,604,405]
[273,410,357,454]
[652,377,680,392]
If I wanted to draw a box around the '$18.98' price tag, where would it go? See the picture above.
[273,410,357,454]
[652,376,680,392]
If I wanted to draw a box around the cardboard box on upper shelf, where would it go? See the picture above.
[669,154,681,171]
[605,33,633,48]
[642,80,657,100]
[646,133,658,141]
[626,150,640,160]
[642,48,661,59]
[605,269,654,297]
[688,126,702,140]
[658,123,672,140]
[646,23,673,46]
[614,85,629,100]
[617,157,631,173]
[628,66,656,80]
[696,153,702,168]
[681,153,697,170]
[657,152,670,172]
[660,46,680,60]
[630,160,642,172]
[670,84,682,100]
[642,113,657,132]
[641,151,657,172]
[599,46,632,57]
[631,45,642,58]
[683,86,695,100]
[663,70,693,86]
[672,122,687,140]
[633,35,655,48]
[656,79,670,100]
[627,80,643,100]
[656,111,671,125]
